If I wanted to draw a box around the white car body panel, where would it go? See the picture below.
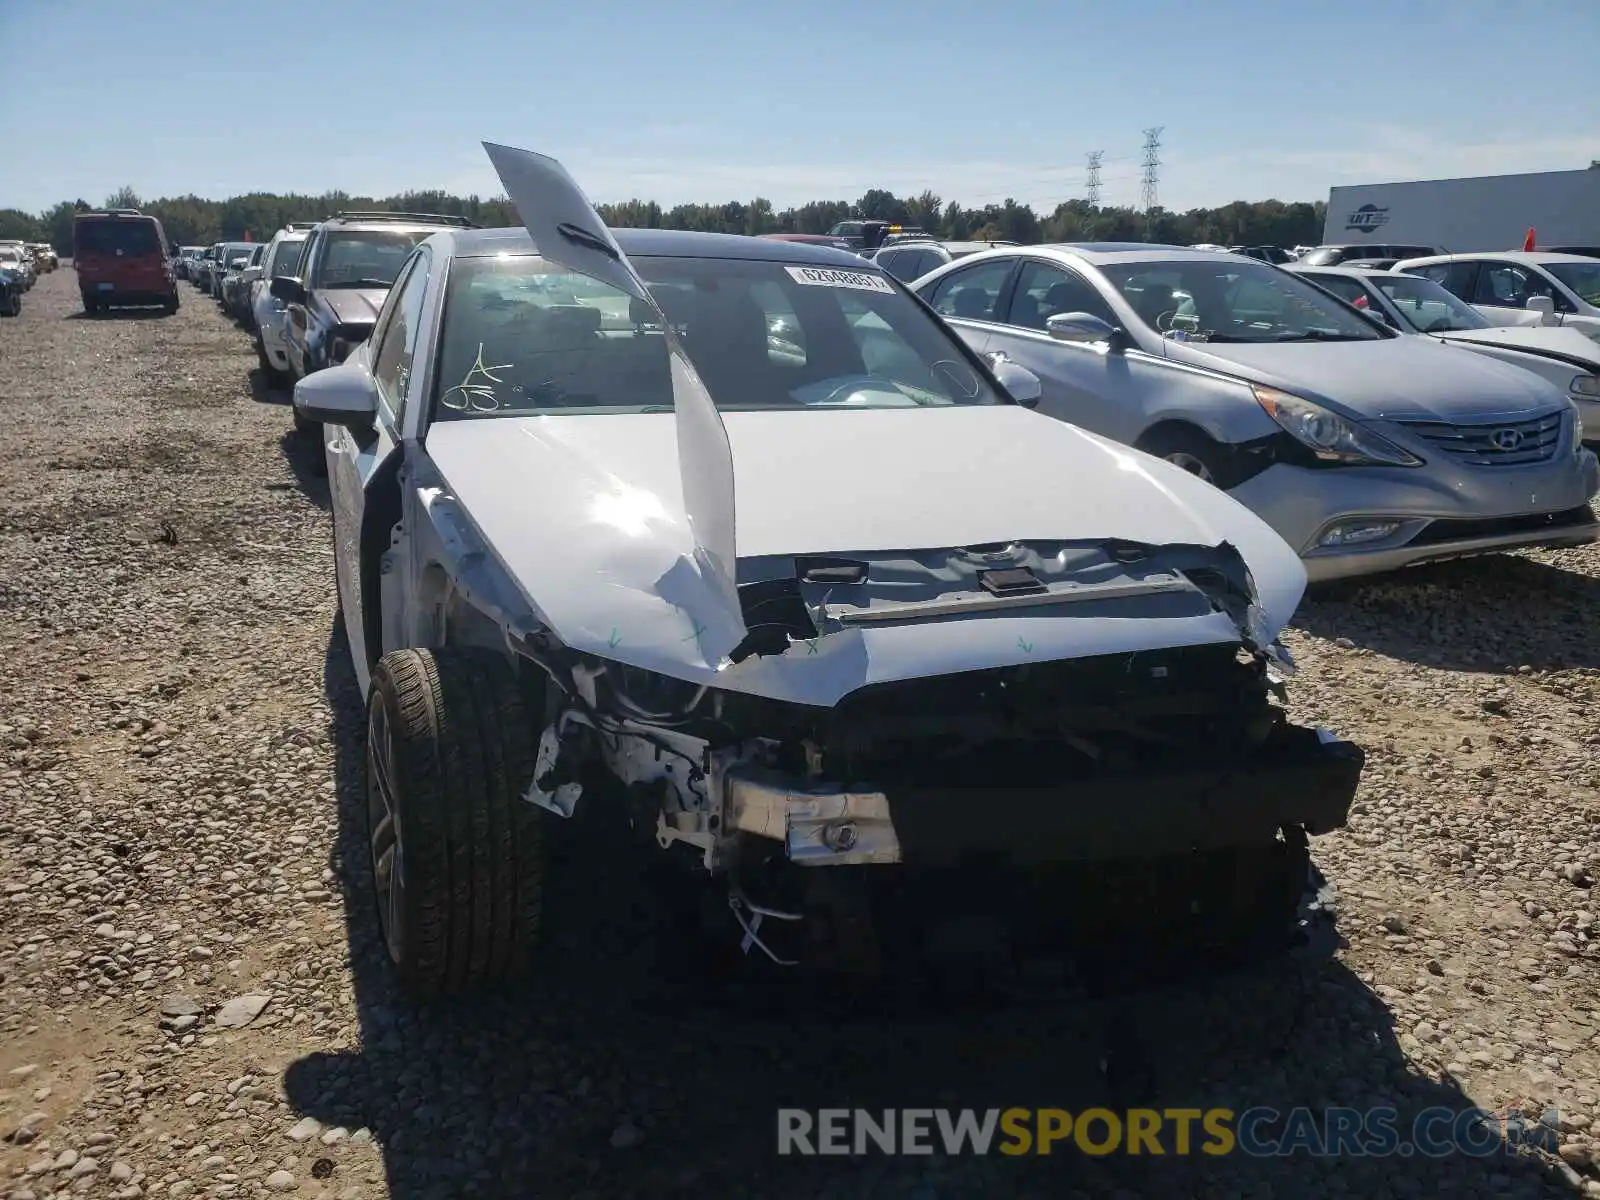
[422,407,1307,707]
[484,142,747,663]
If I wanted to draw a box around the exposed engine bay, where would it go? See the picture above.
[501,538,1364,970]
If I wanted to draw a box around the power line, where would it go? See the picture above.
[1085,151,1104,206]
[1140,127,1163,213]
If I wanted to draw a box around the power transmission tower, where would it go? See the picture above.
[1139,127,1163,213]
[1085,151,1104,206]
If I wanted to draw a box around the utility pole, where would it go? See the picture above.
[1085,151,1104,207]
[1139,127,1163,213]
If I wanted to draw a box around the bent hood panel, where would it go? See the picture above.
[422,408,1306,705]
[1170,335,1567,420]
[484,140,744,661]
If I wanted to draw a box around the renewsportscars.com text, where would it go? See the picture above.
[777,1106,1535,1158]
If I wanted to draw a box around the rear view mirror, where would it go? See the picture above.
[270,275,307,305]
[984,352,1042,408]
[293,360,378,429]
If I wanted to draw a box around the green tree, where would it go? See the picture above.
[0,209,44,241]
[19,183,1332,257]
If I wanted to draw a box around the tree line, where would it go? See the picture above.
[0,184,1329,254]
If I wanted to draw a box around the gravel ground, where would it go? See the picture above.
[1,266,1598,1200]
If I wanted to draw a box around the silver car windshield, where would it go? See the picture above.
[1099,259,1387,343]
[316,231,432,289]
[1370,274,1489,333]
[1546,262,1600,306]
[431,253,1000,418]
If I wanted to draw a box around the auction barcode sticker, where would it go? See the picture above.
[784,266,896,294]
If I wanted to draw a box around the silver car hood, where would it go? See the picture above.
[1167,335,1568,421]
[423,408,1308,706]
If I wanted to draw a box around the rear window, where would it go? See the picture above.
[76,219,161,257]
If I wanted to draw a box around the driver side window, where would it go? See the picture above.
[1473,262,1559,310]
[372,253,429,426]
[1005,261,1117,331]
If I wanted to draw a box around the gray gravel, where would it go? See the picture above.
[1,267,1597,1199]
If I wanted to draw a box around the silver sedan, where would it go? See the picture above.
[912,244,1600,582]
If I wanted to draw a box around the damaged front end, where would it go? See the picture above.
[510,536,1363,970]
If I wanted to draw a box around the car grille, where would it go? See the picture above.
[1400,409,1566,466]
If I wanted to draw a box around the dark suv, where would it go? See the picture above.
[271,211,476,428]
[73,210,179,314]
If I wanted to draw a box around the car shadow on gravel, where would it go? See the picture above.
[1298,554,1600,673]
[282,620,1566,1200]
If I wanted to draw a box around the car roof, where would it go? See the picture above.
[447,226,874,268]
[1397,250,1598,266]
[1032,242,1259,266]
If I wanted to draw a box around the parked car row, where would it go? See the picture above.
[0,242,28,317]
[182,145,1596,996]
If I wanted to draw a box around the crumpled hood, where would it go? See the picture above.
[1435,324,1600,368]
[320,288,386,328]
[422,406,1307,705]
[1167,334,1567,420]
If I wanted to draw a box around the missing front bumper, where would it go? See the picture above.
[724,724,1362,869]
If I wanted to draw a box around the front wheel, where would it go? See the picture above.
[162,295,179,316]
[1136,426,1240,489]
[366,647,545,996]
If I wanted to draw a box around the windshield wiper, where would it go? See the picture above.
[557,222,620,262]
[1273,329,1367,342]
[324,277,395,289]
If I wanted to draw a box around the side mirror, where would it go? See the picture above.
[985,352,1042,408]
[292,360,378,429]
[1524,294,1558,325]
[1046,311,1129,351]
[270,275,307,305]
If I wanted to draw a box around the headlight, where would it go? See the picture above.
[1252,386,1422,467]
[1570,373,1600,397]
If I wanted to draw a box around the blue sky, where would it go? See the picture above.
[2,0,1596,215]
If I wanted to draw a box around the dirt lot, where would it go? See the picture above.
[1,266,1598,1199]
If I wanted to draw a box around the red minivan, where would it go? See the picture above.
[74,210,180,315]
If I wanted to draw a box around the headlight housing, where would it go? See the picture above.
[1252,386,1422,467]
[1570,373,1600,397]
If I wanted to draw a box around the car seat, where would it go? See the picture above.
[950,287,991,319]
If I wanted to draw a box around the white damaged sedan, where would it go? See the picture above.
[296,143,1365,994]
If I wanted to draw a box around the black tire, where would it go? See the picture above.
[1,291,19,318]
[82,297,99,316]
[366,647,544,996]
[1136,425,1240,489]
[163,295,179,316]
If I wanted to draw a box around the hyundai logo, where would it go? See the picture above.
[1344,203,1390,234]
[1490,428,1523,451]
